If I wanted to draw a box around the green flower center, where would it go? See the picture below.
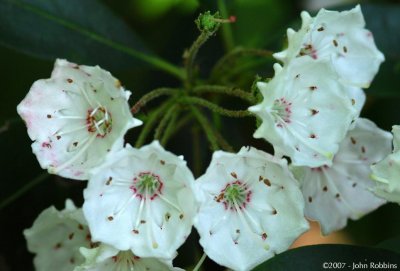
[272,98,292,126]
[131,172,163,200]
[215,181,251,211]
[86,106,112,137]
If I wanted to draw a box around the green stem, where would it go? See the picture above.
[192,252,207,271]
[211,47,273,81]
[221,57,272,82]
[193,85,256,104]
[183,97,252,118]
[131,88,178,113]
[184,26,219,88]
[154,105,179,140]
[135,99,175,148]
[0,172,49,210]
[190,106,219,151]
[161,113,192,146]
[215,130,234,152]
[217,0,234,52]
[191,125,202,177]
[9,0,185,80]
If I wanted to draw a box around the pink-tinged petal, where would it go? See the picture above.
[274,5,384,88]
[83,141,197,259]
[292,118,391,235]
[76,244,183,271]
[24,200,95,271]
[372,125,400,203]
[194,147,308,271]
[249,58,357,167]
[17,59,142,180]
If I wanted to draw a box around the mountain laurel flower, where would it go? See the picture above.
[194,147,309,271]
[273,5,384,88]
[83,141,197,259]
[371,125,400,203]
[24,200,96,271]
[291,118,392,235]
[249,57,358,168]
[76,244,183,271]
[17,59,142,180]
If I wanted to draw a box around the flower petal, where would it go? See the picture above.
[249,57,357,167]
[83,141,197,259]
[194,147,308,271]
[24,200,94,271]
[292,118,391,235]
[274,5,384,88]
[17,59,142,180]
[371,125,400,203]
[75,244,183,271]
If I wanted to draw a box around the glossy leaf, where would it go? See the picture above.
[0,0,154,70]
[377,235,400,254]
[253,244,400,271]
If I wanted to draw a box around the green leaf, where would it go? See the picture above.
[253,244,400,271]
[377,235,400,254]
[0,0,184,78]
[229,0,296,48]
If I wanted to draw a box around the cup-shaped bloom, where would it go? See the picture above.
[194,147,309,271]
[371,126,400,203]
[83,141,197,259]
[249,57,358,168]
[24,200,95,271]
[17,59,142,180]
[76,244,183,271]
[274,5,384,88]
[291,118,391,235]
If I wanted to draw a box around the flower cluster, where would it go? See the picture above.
[250,5,392,235]
[19,5,398,271]
[371,126,400,203]
[250,5,383,168]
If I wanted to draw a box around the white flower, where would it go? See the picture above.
[24,200,96,271]
[291,118,391,235]
[249,57,357,168]
[75,244,183,271]
[17,59,142,180]
[274,5,384,88]
[194,147,309,271]
[371,126,400,203]
[83,141,197,259]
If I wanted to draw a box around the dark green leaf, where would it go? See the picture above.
[377,235,400,254]
[253,244,400,271]
[229,0,297,48]
[0,0,153,70]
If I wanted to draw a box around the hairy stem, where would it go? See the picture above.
[135,99,176,147]
[193,85,256,104]
[154,104,179,140]
[184,31,213,88]
[190,106,219,151]
[131,88,178,114]
[211,47,273,81]
[161,113,192,146]
[183,96,252,118]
